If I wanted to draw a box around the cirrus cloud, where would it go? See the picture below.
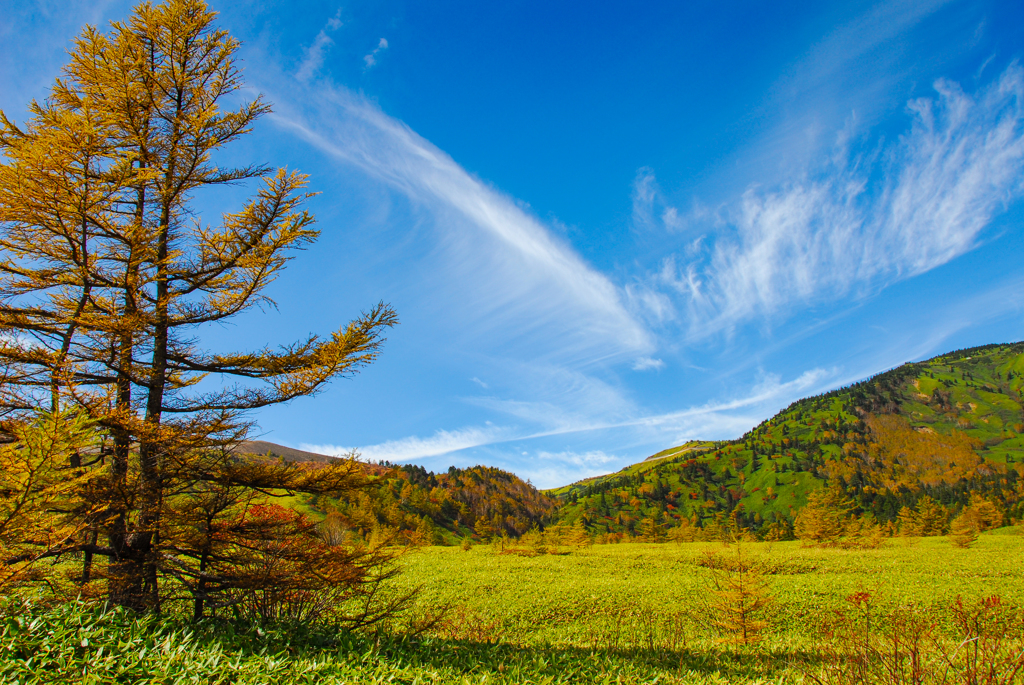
[634,65,1024,338]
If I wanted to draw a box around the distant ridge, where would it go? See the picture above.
[234,440,338,463]
[643,441,709,462]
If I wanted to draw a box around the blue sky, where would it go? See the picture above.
[4,0,1024,487]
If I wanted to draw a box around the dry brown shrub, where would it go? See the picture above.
[941,595,1024,684]
[804,592,1024,685]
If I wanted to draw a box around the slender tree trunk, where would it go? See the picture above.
[133,72,184,610]
[194,544,210,620]
[108,162,147,610]
[107,325,139,607]
[80,529,97,584]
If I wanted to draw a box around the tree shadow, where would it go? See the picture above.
[185,616,827,682]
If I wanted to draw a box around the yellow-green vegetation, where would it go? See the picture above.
[5,533,1023,684]
[3,0,1024,682]
[395,533,1024,649]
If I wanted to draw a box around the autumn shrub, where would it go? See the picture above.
[0,411,99,593]
[519,527,547,554]
[428,604,503,644]
[809,591,935,685]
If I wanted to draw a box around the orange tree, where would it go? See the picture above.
[0,0,396,614]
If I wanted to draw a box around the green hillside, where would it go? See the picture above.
[546,440,717,498]
[549,342,1024,537]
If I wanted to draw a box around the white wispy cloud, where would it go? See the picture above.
[632,356,665,371]
[467,362,638,433]
[636,66,1024,337]
[529,450,618,489]
[323,366,833,469]
[299,365,834,479]
[246,20,658,485]
[301,424,513,462]
[775,0,955,104]
[296,10,343,82]
[603,367,832,433]
[261,77,652,365]
[630,167,660,233]
[631,168,706,236]
[363,37,388,69]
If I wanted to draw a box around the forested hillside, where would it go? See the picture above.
[550,342,1024,538]
[290,463,559,544]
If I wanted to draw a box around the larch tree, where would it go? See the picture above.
[0,0,397,613]
[793,484,855,545]
[703,545,772,645]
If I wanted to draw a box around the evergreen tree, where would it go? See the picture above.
[897,505,921,536]
[567,519,592,549]
[958,494,1003,531]
[639,512,667,542]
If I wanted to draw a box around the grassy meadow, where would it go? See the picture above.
[4,531,1023,684]
[397,531,1024,643]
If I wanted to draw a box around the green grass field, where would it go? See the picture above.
[396,531,1024,642]
[389,531,1024,679]
[5,531,1022,684]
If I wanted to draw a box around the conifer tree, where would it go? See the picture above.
[639,512,666,542]
[897,505,922,536]
[668,517,697,543]
[474,517,495,541]
[0,0,396,612]
[567,519,592,548]
[958,494,1003,531]
[949,512,979,549]
[794,484,854,545]
[704,545,772,644]
[913,496,949,536]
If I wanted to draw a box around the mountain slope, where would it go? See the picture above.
[550,342,1024,536]
[296,462,558,544]
[234,440,338,463]
[233,442,558,544]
